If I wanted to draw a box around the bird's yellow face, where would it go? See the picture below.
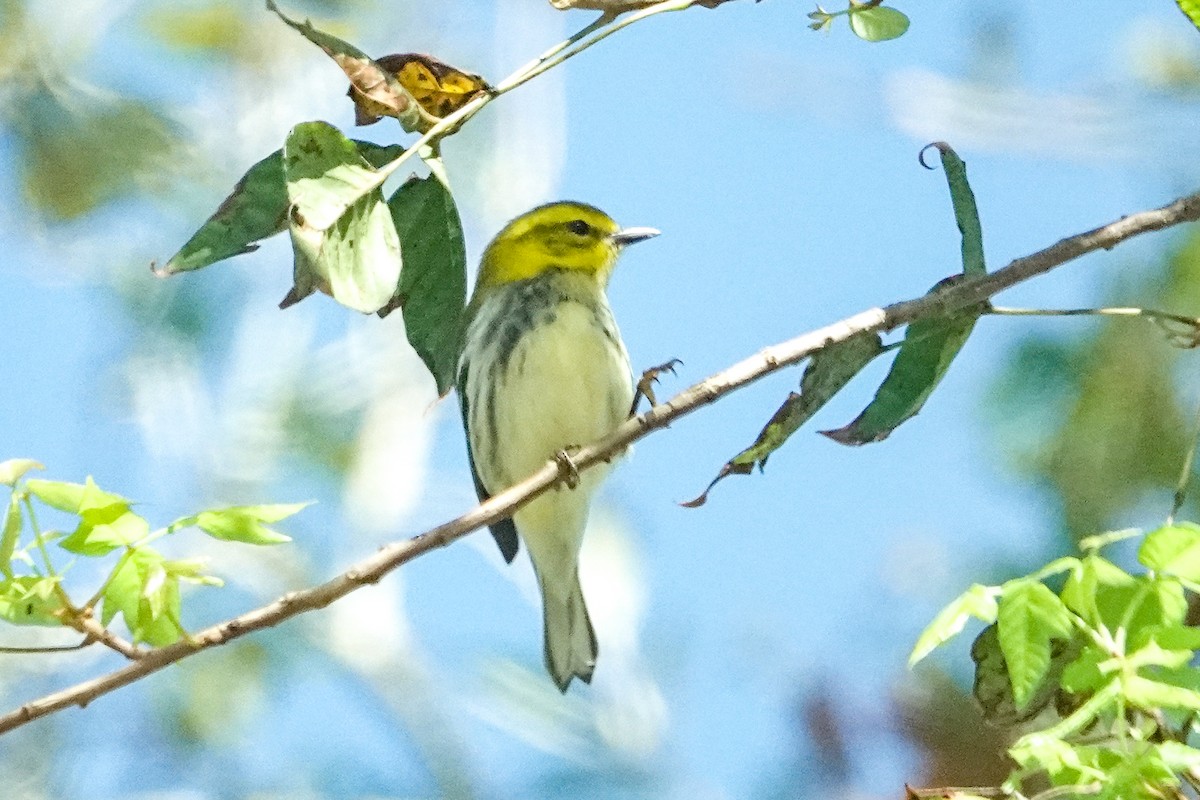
[476,202,657,289]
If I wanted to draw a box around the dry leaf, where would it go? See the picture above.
[349,53,490,125]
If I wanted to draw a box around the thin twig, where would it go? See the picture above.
[0,189,1198,736]
[0,639,92,655]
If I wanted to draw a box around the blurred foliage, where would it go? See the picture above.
[989,228,1200,541]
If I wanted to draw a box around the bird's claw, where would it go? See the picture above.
[630,358,683,414]
[554,448,581,490]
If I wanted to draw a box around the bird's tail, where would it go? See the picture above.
[540,569,597,693]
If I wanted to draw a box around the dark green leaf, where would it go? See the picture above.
[684,332,883,506]
[159,141,405,275]
[848,5,910,41]
[267,0,431,133]
[0,459,43,486]
[924,142,985,276]
[997,579,1074,710]
[384,170,468,395]
[281,122,401,314]
[823,279,983,444]
[25,477,129,515]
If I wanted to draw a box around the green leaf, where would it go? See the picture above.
[281,122,401,314]
[0,576,67,626]
[267,0,430,133]
[58,508,150,557]
[997,579,1074,711]
[848,5,910,41]
[1139,522,1200,581]
[823,279,983,444]
[0,459,43,486]
[101,548,182,646]
[924,142,986,277]
[1177,0,1200,32]
[1157,741,1200,773]
[685,332,884,506]
[24,476,129,515]
[194,503,309,545]
[909,583,998,666]
[1123,674,1200,713]
[0,495,21,579]
[158,141,405,275]
[384,170,469,395]
[1059,644,1107,694]
[1061,554,1132,626]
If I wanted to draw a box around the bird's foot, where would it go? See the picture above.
[630,358,683,414]
[554,447,582,490]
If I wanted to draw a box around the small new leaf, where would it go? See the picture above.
[0,496,21,579]
[101,548,182,646]
[195,503,309,546]
[996,579,1074,711]
[0,459,43,486]
[25,476,128,515]
[1139,522,1200,582]
[0,576,67,626]
[59,508,150,557]
[909,582,998,666]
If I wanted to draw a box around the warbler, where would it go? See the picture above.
[457,201,658,692]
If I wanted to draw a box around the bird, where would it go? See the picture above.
[456,201,658,691]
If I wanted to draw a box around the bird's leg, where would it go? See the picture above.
[554,447,582,490]
[630,358,683,415]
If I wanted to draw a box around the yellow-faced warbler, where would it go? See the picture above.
[457,201,658,691]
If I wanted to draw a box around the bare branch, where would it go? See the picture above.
[1,189,1197,736]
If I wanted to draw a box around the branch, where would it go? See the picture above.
[1,189,1198,736]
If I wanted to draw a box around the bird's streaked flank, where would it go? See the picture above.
[457,201,658,691]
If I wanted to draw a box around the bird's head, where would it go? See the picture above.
[476,201,658,290]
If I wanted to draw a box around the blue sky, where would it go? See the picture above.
[2,0,1200,797]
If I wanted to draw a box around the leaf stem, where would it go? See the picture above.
[21,496,56,579]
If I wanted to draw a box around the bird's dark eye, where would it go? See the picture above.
[566,219,591,236]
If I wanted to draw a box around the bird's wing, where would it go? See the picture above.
[458,364,520,563]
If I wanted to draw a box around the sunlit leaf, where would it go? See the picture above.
[280,122,401,313]
[25,476,129,515]
[267,0,432,133]
[909,582,998,666]
[1139,522,1200,581]
[59,507,150,557]
[351,53,490,124]
[684,332,883,506]
[848,5,910,41]
[194,503,309,545]
[0,496,21,579]
[996,579,1074,710]
[1124,674,1200,713]
[101,548,182,646]
[383,171,468,395]
[160,141,405,275]
[0,576,66,626]
[0,459,42,486]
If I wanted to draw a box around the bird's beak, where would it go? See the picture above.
[610,226,660,247]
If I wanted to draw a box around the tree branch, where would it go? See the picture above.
[1,189,1198,736]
